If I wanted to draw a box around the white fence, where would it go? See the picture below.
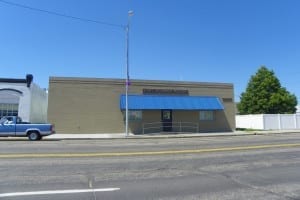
[236,114,300,130]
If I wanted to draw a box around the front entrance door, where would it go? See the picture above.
[161,110,172,132]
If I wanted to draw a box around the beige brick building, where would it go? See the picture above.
[48,77,235,134]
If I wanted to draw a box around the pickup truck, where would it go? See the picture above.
[0,116,55,141]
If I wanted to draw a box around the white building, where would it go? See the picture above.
[0,74,48,123]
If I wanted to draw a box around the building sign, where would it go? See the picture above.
[222,98,233,102]
[143,89,189,95]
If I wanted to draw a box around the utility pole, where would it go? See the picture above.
[125,10,134,137]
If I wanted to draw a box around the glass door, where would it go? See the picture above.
[161,110,172,132]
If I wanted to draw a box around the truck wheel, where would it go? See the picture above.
[28,131,41,141]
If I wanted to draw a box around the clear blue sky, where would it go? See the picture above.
[1,0,299,102]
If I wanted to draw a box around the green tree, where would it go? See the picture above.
[238,66,297,114]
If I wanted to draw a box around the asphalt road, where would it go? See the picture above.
[1,133,300,200]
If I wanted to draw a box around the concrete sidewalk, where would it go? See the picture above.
[44,130,300,140]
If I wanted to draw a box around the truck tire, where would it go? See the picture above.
[28,131,41,141]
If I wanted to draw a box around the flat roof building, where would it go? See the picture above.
[0,74,48,123]
[48,77,235,134]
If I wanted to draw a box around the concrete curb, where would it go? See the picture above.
[251,130,300,135]
[1,131,298,141]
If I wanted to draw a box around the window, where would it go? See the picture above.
[0,104,19,118]
[199,111,214,121]
[123,110,142,121]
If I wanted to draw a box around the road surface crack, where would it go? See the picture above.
[219,172,298,200]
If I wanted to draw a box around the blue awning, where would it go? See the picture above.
[120,95,224,110]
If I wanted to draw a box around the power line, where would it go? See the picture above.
[0,0,125,28]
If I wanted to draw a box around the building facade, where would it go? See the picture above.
[48,77,235,134]
[0,74,48,123]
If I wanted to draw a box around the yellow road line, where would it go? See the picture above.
[1,143,300,158]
